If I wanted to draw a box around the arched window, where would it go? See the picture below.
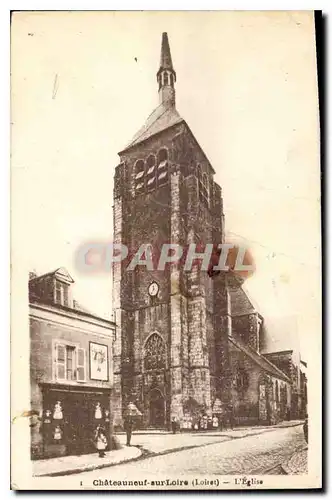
[144,333,166,371]
[157,148,169,186]
[164,73,169,86]
[236,369,249,392]
[146,155,156,191]
[203,173,209,191]
[275,380,279,403]
[170,74,174,87]
[198,165,210,207]
[158,148,168,163]
[135,159,145,193]
[197,164,202,181]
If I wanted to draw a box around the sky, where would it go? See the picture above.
[11,11,320,361]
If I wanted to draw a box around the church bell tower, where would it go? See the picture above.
[112,33,229,429]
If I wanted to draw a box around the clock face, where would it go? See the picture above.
[148,282,159,297]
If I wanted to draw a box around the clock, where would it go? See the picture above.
[148,281,159,297]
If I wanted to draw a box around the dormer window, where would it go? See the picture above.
[54,280,70,307]
[55,280,62,303]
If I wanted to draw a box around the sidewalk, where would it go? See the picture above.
[33,446,141,477]
[116,420,304,455]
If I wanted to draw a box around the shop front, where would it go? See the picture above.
[40,383,112,459]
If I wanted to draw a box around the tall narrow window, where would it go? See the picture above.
[135,159,145,194]
[66,346,75,380]
[55,281,62,304]
[157,148,169,186]
[63,284,69,307]
[56,344,66,380]
[76,348,86,382]
[197,165,210,207]
[146,155,156,191]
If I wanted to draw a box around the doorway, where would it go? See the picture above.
[149,389,165,428]
[41,386,111,458]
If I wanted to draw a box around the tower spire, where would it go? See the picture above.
[157,32,176,107]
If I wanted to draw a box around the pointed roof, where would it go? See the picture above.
[29,267,75,284]
[159,32,174,72]
[119,102,184,153]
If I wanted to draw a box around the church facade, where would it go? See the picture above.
[112,33,295,429]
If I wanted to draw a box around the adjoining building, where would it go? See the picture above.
[29,268,116,459]
[112,32,305,429]
[262,349,308,420]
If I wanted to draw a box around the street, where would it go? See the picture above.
[73,425,307,482]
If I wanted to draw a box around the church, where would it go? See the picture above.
[112,33,305,429]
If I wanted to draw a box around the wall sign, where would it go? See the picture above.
[89,342,109,381]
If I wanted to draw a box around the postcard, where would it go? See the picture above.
[11,10,322,490]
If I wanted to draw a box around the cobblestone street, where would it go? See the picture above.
[72,424,307,484]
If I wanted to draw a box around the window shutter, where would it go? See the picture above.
[55,344,66,380]
[76,348,86,382]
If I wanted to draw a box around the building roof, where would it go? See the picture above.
[229,336,291,383]
[28,267,113,324]
[263,349,294,357]
[29,267,75,284]
[119,103,184,153]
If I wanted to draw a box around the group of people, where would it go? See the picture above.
[172,412,235,433]
[93,406,236,457]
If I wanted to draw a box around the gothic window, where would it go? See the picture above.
[144,333,166,371]
[202,173,209,200]
[197,165,210,207]
[236,369,249,392]
[170,74,174,86]
[146,155,156,191]
[157,148,169,186]
[197,164,202,182]
[164,72,169,86]
[134,160,145,193]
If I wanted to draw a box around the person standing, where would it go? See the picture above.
[95,426,107,458]
[124,415,134,446]
[171,417,177,434]
[228,404,235,430]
